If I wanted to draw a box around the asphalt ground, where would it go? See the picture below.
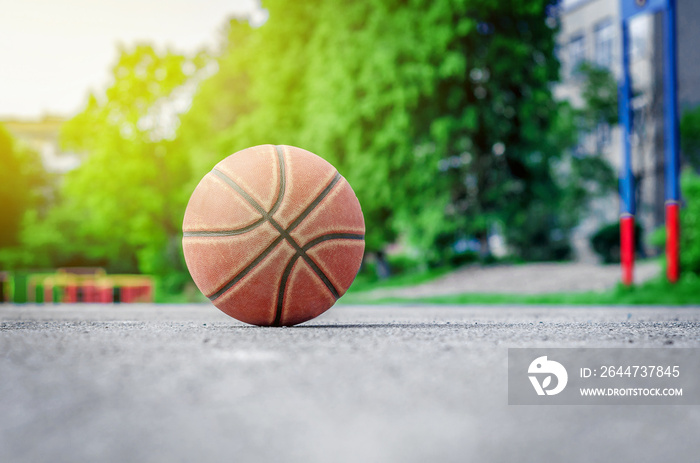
[1,303,700,463]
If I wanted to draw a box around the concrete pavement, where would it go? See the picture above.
[1,303,699,463]
[363,260,661,299]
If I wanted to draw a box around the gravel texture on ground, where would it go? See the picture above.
[1,303,699,463]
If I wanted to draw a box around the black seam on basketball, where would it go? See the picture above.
[272,252,339,327]
[188,147,285,238]
[302,233,365,250]
[269,217,340,299]
[268,218,300,250]
[207,165,349,323]
[299,255,339,299]
[183,218,266,237]
[212,169,269,217]
[269,146,286,215]
[285,173,342,233]
[267,229,362,326]
[273,254,300,327]
[207,235,284,301]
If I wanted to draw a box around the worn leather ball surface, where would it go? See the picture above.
[182,145,365,326]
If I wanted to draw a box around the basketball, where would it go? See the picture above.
[182,145,365,326]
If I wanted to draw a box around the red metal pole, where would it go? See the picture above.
[666,201,680,282]
[619,18,635,287]
[621,214,635,285]
[663,2,681,283]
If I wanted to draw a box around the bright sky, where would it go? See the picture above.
[0,0,264,119]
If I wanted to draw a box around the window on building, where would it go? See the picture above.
[596,122,611,151]
[629,14,651,61]
[594,20,614,69]
[561,0,586,9]
[631,96,648,146]
[568,34,586,77]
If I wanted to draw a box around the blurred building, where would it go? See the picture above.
[556,0,700,261]
[0,115,79,173]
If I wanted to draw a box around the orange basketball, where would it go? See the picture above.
[182,145,365,326]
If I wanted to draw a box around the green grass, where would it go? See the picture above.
[341,268,700,306]
[345,266,454,294]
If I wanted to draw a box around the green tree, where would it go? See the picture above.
[0,124,45,251]
[577,61,619,127]
[180,0,579,264]
[670,105,700,274]
[564,62,618,214]
[678,170,700,275]
[680,104,700,170]
[53,45,205,278]
[651,105,700,272]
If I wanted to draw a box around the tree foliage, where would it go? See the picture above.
[577,61,619,127]
[0,124,45,249]
[566,62,618,204]
[179,0,578,263]
[680,104,700,170]
[42,45,205,275]
[8,0,614,286]
[678,170,700,275]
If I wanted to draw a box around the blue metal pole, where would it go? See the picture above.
[619,19,636,285]
[664,0,680,282]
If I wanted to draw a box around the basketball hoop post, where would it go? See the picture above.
[663,0,680,282]
[619,18,635,286]
[620,0,679,285]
